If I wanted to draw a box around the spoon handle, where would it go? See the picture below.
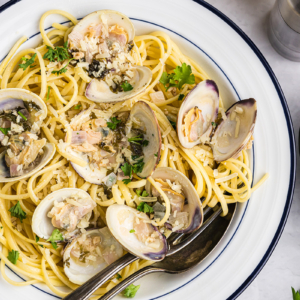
[98,266,164,300]
[62,253,138,300]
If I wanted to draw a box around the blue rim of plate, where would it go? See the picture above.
[0,0,296,299]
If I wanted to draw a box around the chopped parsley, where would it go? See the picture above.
[121,162,132,178]
[128,135,149,147]
[123,284,140,298]
[9,202,27,223]
[35,236,44,248]
[19,54,37,70]
[7,250,19,265]
[178,94,185,101]
[0,127,10,135]
[47,229,63,249]
[132,159,144,174]
[121,81,133,92]
[137,202,154,214]
[122,179,131,185]
[292,288,300,300]
[128,136,143,144]
[159,63,195,91]
[18,111,27,121]
[74,104,81,110]
[46,86,51,101]
[107,117,121,130]
[116,273,122,280]
[169,120,176,130]
[211,122,217,127]
[43,41,70,62]
[51,59,73,76]
[129,229,135,233]
[136,190,149,197]
[154,153,158,157]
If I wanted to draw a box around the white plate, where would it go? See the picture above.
[0,0,296,299]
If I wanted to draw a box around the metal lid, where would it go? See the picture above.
[279,0,300,33]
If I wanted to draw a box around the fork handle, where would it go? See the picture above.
[98,266,164,300]
[63,253,138,300]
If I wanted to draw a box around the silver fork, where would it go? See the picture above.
[63,204,235,300]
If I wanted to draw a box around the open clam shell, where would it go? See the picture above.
[85,66,152,103]
[0,88,55,182]
[69,9,152,103]
[32,188,95,240]
[106,204,168,261]
[177,80,219,148]
[211,98,257,162]
[63,227,124,285]
[146,167,203,234]
[127,101,161,178]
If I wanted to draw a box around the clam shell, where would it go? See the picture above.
[85,66,152,103]
[63,227,124,285]
[177,80,219,148]
[0,88,55,182]
[211,98,257,162]
[32,188,94,240]
[146,167,203,233]
[106,204,168,261]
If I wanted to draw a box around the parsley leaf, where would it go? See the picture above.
[107,117,121,130]
[18,111,27,121]
[159,63,195,91]
[211,122,217,127]
[121,162,132,178]
[43,42,70,62]
[0,127,10,135]
[7,250,19,265]
[154,153,158,157]
[47,229,63,249]
[116,273,122,280]
[128,136,143,144]
[9,202,27,223]
[137,202,154,214]
[122,179,131,185]
[74,104,81,110]
[19,54,37,70]
[121,81,133,92]
[132,160,144,174]
[129,229,135,233]
[46,86,51,101]
[136,190,149,197]
[52,59,73,76]
[35,236,44,248]
[178,94,185,101]
[292,288,300,300]
[123,284,140,298]
[142,140,149,147]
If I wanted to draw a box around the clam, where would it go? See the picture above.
[146,167,203,233]
[32,188,96,240]
[0,88,55,182]
[177,80,219,148]
[68,10,152,103]
[66,101,161,185]
[211,98,257,162]
[106,204,168,261]
[63,227,124,285]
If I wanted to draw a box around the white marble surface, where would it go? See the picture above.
[0,0,299,299]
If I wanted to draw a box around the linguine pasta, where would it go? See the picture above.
[0,9,268,299]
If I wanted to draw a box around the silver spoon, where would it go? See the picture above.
[63,203,236,300]
[98,203,236,300]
